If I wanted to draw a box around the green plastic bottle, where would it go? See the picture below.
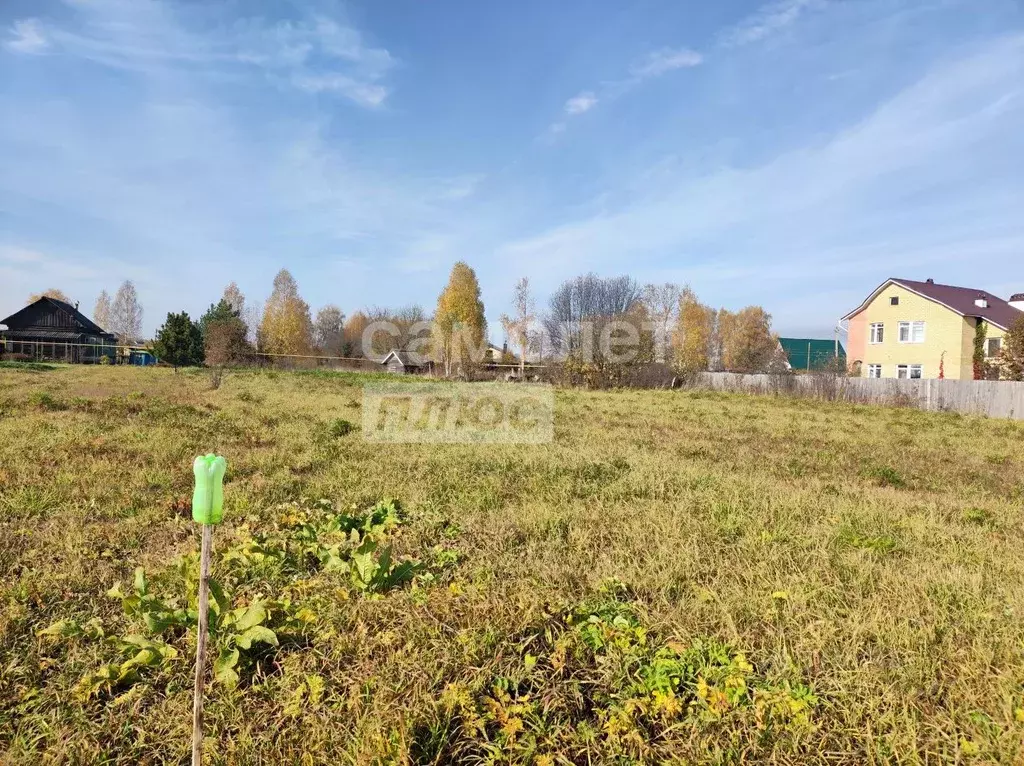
[192,454,227,525]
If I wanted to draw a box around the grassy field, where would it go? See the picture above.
[1,364,1023,764]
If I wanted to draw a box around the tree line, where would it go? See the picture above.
[25,267,1024,380]
[148,266,785,378]
[19,269,795,377]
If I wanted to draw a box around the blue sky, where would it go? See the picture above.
[2,0,1023,341]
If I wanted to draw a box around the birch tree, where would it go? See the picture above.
[673,287,715,374]
[111,280,143,344]
[499,277,535,377]
[640,282,681,363]
[433,262,486,376]
[259,269,313,360]
[222,282,245,315]
[93,290,112,330]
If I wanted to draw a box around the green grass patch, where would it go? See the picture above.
[1,366,1023,764]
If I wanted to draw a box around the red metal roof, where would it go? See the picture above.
[893,279,1023,330]
[843,278,1024,330]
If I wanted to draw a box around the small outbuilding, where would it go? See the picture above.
[380,349,429,374]
[0,297,117,363]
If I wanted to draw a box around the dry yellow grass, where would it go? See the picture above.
[1,363,1023,764]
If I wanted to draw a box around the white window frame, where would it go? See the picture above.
[869,323,884,344]
[986,337,1002,358]
[898,321,926,344]
[896,364,923,379]
[867,364,882,378]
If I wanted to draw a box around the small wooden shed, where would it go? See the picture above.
[381,350,428,374]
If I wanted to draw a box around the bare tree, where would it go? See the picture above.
[243,301,262,347]
[499,277,535,377]
[364,305,429,357]
[544,273,640,358]
[205,318,250,367]
[313,305,346,356]
[111,280,143,344]
[222,282,245,315]
[640,282,680,363]
[93,290,112,330]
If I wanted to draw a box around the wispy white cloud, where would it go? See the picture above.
[549,46,702,135]
[4,4,396,108]
[0,245,45,264]
[509,35,1024,312]
[291,75,388,107]
[629,47,703,78]
[565,91,598,115]
[0,242,145,308]
[547,0,820,140]
[0,2,478,327]
[719,0,823,48]
[4,18,49,54]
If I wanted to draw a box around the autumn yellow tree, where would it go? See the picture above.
[343,311,370,358]
[434,262,486,376]
[259,269,313,363]
[716,309,736,371]
[721,306,776,373]
[28,288,72,305]
[673,287,716,373]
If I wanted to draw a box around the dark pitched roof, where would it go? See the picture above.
[843,278,1024,330]
[0,297,113,336]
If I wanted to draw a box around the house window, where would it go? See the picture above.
[986,337,1002,358]
[898,321,926,343]
[867,364,882,378]
[890,296,899,306]
[897,364,923,379]
[869,323,884,344]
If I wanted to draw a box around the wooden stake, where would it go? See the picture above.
[191,524,213,766]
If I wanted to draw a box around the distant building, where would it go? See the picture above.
[380,349,429,374]
[843,278,1024,379]
[483,342,517,366]
[777,337,846,372]
[0,297,116,363]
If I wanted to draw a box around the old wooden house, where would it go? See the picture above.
[0,297,117,363]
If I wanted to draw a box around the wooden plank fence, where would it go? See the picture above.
[692,373,1024,420]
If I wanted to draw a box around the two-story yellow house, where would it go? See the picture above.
[843,278,1024,379]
